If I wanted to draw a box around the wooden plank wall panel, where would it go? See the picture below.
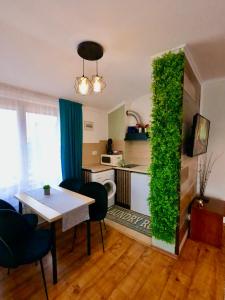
[180,183,196,216]
[115,169,131,208]
[82,169,91,183]
[177,57,201,254]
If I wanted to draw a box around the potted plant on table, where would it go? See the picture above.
[43,184,51,196]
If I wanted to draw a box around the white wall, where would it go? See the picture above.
[83,106,108,143]
[201,79,225,199]
[125,93,152,127]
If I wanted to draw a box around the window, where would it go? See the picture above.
[0,108,20,191]
[0,99,61,200]
[26,112,61,187]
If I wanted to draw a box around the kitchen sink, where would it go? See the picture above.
[122,164,139,168]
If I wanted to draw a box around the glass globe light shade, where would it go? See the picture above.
[75,76,92,95]
[91,75,106,93]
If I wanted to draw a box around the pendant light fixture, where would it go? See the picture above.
[74,59,92,95]
[91,61,106,93]
[75,41,106,95]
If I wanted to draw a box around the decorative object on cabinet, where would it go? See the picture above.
[149,51,185,244]
[198,153,220,203]
[196,198,204,207]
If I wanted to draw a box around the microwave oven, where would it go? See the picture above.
[101,154,122,166]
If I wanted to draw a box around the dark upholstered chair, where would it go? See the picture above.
[59,178,83,193]
[79,182,108,252]
[0,199,38,229]
[0,209,52,299]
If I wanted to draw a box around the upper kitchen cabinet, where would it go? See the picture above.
[124,132,149,141]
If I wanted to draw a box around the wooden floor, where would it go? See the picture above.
[0,222,225,300]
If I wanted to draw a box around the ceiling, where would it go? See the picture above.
[0,0,225,109]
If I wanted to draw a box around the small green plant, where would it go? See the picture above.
[43,185,51,195]
[149,51,185,243]
[43,185,50,190]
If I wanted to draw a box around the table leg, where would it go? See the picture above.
[50,222,58,284]
[86,220,91,255]
[19,202,23,214]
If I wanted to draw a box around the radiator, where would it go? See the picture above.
[115,169,131,208]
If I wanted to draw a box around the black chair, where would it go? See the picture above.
[0,209,52,299]
[79,182,108,252]
[59,178,83,193]
[0,199,38,229]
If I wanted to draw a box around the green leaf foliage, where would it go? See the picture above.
[149,51,184,243]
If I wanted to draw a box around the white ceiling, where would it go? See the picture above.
[0,0,225,109]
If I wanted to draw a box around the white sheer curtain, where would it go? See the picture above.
[0,84,62,200]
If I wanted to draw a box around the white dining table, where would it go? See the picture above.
[15,186,95,284]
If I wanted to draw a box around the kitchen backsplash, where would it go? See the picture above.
[82,140,106,165]
[83,139,150,166]
[110,140,150,166]
[125,141,150,165]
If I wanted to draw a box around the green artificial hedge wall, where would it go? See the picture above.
[149,51,185,244]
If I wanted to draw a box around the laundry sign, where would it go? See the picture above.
[107,205,151,236]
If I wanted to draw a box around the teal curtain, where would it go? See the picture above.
[59,99,83,180]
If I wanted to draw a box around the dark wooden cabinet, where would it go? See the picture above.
[190,198,225,248]
[115,169,131,208]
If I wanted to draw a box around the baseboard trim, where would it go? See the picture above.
[151,244,178,259]
[105,218,151,247]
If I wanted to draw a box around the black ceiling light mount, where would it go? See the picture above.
[77,41,104,61]
[75,41,106,95]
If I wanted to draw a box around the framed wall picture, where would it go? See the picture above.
[84,121,94,131]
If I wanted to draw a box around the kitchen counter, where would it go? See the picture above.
[114,165,148,174]
[82,164,113,173]
[82,164,148,174]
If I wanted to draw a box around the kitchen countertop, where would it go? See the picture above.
[114,165,148,174]
[82,164,148,174]
[82,164,113,173]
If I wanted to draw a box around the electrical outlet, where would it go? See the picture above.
[92,150,97,156]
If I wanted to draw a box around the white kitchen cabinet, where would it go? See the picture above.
[131,172,150,216]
